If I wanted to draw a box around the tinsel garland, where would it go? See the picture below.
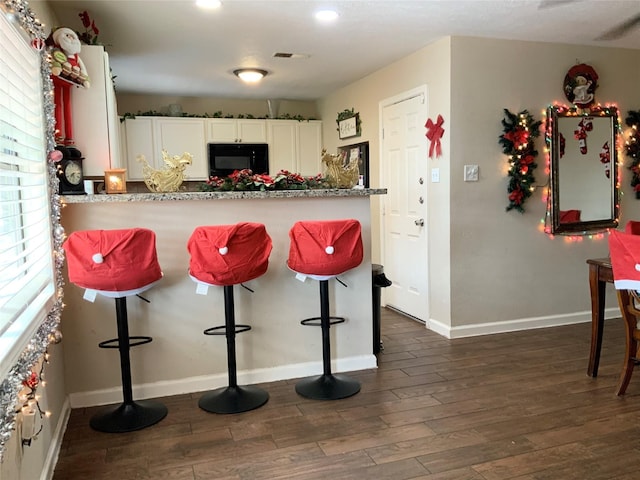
[624,110,640,199]
[0,0,65,461]
[499,109,542,213]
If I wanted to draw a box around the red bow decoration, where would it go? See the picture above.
[425,115,445,158]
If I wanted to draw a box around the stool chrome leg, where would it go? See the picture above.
[295,280,360,400]
[199,285,269,414]
[90,297,168,433]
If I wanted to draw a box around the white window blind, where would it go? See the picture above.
[0,12,54,376]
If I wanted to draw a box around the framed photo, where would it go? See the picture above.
[336,108,362,139]
[339,115,358,139]
[338,141,369,187]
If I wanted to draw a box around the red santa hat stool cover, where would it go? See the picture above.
[187,223,272,413]
[625,220,640,236]
[287,219,363,400]
[62,228,167,432]
[607,230,640,395]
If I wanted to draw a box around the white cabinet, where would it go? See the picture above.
[71,45,120,176]
[206,119,267,143]
[122,118,322,182]
[122,117,207,181]
[267,120,323,176]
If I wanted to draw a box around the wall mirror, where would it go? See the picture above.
[547,105,619,234]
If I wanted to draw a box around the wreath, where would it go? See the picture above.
[624,110,640,198]
[499,109,542,213]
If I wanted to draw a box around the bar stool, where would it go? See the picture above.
[62,228,167,432]
[187,222,271,414]
[287,219,363,400]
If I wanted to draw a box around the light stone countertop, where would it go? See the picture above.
[60,188,387,203]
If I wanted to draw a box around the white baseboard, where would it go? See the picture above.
[68,354,377,408]
[41,397,71,480]
[426,308,620,339]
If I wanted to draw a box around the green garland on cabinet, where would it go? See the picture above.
[120,111,315,122]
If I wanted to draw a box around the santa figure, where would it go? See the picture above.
[48,27,90,146]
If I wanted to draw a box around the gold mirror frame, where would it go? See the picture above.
[547,105,620,235]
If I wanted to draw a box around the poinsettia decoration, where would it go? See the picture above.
[624,110,640,198]
[77,11,100,45]
[499,109,542,213]
[200,169,330,192]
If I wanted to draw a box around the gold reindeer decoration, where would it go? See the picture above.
[321,148,359,189]
[137,150,192,193]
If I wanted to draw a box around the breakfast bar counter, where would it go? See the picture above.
[59,189,386,408]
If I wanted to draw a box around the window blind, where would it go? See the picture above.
[0,12,54,376]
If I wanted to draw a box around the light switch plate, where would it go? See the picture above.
[464,164,479,182]
[431,167,440,183]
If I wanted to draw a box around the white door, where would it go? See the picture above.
[381,91,429,321]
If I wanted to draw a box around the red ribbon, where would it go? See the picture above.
[425,115,445,158]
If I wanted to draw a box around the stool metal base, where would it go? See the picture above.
[295,373,361,400]
[199,385,269,414]
[89,400,168,433]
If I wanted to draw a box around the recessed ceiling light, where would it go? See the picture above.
[315,9,339,22]
[233,68,268,83]
[196,0,222,9]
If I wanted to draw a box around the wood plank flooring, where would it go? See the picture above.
[53,308,640,479]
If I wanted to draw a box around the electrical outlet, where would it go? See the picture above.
[431,167,440,183]
[464,164,479,182]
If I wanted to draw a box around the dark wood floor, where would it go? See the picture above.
[53,308,640,480]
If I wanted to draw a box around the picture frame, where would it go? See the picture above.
[336,108,362,139]
[338,141,369,187]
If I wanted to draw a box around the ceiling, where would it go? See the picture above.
[46,0,640,101]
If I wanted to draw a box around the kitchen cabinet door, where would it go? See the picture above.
[122,117,155,181]
[206,119,267,143]
[155,118,207,180]
[297,121,323,176]
[267,121,297,174]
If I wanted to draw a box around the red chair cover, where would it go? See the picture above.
[288,219,363,276]
[609,230,640,291]
[63,228,162,292]
[188,223,272,286]
[559,209,581,223]
[625,220,640,235]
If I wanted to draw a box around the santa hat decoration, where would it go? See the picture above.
[559,209,581,223]
[600,141,611,178]
[63,228,162,293]
[608,230,640,291]
[288,219,363,276]
[187,222,272,286]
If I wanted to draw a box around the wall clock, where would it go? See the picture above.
[56,157,85,194]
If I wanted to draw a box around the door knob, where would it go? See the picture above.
[414,218,424,227]
[418,177,424,184]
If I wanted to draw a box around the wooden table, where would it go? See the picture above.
[586,257,613,377]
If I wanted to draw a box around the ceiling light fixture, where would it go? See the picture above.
[233,68,268,83]
[315,9,339,22]
[196,0,222,9]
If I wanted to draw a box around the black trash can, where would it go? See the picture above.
[372,264,392,354]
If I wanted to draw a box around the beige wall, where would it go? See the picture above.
[319,35,640,335]
[317,37,453,327]
[449,37,640,331]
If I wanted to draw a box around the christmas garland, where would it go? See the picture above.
[499,109,542,213]
[624,110,640,198]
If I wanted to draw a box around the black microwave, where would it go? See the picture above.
[207,143,269,178]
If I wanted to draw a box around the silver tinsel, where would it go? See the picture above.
[0,0,65,462]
